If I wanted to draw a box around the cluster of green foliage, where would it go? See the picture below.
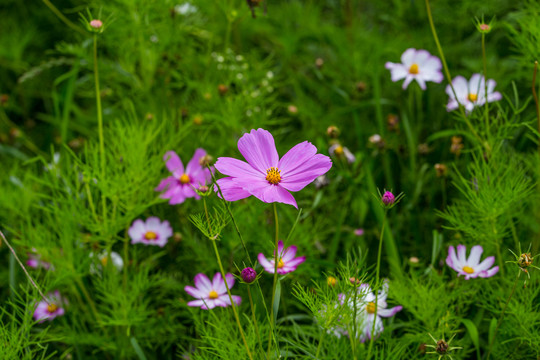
[1,0,539,359]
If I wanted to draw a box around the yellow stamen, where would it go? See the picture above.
[47,304,58,313]
[209,290,219,299]
[462,266,475,274]
[366,302,376,314]
[409,63,419,74]
[277,259,285,268]
[334,146,344,156]
[179,173,190,184]
[144,231,157,240]
[100,256,108,266]
[327,276,337,287]
[266,167,281,185]
[468,93,478,102]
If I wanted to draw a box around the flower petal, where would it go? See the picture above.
[215,178,252,201]
[163,151,184,177]
[377,305,402,318]
[186,148,207,174]
[194,273,212,292]
[185,285,205,299]
[215,157,263,178]
[278,141,317,174]
[237,128,279,172]
[467,245,484,267]
[280,154,332,192]
[475,255,495,272]
[479,265,499,278]
[457,244,467,263]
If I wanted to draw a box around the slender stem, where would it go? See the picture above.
[352,281,358,360]
[531,61,540,156]
[208,166,252,264]
[0,230,50,305]
[367,210,387,360]
[248,286,264,356]
[424,0,489,153]
[41,0,86,35]
[481,33,490,135]
[315,330,325,358]
[267,203,280,359]
[486,271,519,360]
[75,277,102,323]
[203,198,253,360]
[93,34,107,232]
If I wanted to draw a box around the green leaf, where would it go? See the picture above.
[461,318,480,359]
[273,279,282,324]
[488,317,498,345]
[130,337,148,360]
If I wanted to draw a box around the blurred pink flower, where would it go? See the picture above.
[155,149,212,205]
[385,48,443,90]
[33,290,66,323]
[185,273,241,310]
[214,128,332,208]
[129,217,173,247]
[258,240,306,274]
[354,228,365,236]
[26,248,51,270]
[446,74,502,113]
[446,244,499,279]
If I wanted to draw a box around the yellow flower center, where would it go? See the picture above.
[144,231,157,240]
[277,259,285,268]
[179,173,190,184]
[409,63,419,74]
[266,167,281,185]
[47,303,58,313]
[101,256,108,266]
[462,266,475,274]
[327,276,337,287]
[468,93,478,102]
[366,302,376,314]
[334,146,344,156]
[209,290,219,299]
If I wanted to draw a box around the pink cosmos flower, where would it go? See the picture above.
[258,240,306,274]
[385,48,443,90]
[446,244,499,279]
[33,290,66,322]
[155,149,212,205]
[446,74,502,113]
[185,273,241,310]
[27,248,51,270]
[354,228,365,236]
[214,128,332,208]
[129,217,173,247]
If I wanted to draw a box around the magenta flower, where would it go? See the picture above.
[214,128,332,208]
[33,291,66,323]
[385,48,443,90]
[446,74,502,113]
[446,244,499,279]
[185,273,241,310]
[241,267,257,283]
[27,248,51,270]
[129,217,173,247]
[354,228,365,236]
[258,240,306,274]
[155,149,212,205]
[381,191,395,206]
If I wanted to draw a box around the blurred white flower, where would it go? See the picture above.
[174,2,197,15]
[90,251,124,274]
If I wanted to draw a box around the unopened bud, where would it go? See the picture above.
[199,154,213,167]
[326,125,340,138]
[434,163,448,177]
[315,58,324,69]
[218,84,228,96]
[356,81,367,93]
[382,191,395,206]
[241,267,257,283]
[287,104,298,114]
[90,19,103,29]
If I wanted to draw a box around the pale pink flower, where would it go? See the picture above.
[258,240,306,274]
[385,48,443,90]
[185,273,241,310]
[446,74,502,113]
[33,291,66,322]
[446,244,499,279]
[129,217,173,247]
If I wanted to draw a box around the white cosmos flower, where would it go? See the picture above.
[446,244,499,280]
[385,48,443,90]
[446,74,502,113]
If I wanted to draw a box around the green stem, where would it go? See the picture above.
[203,198,253,360]
[315,330,325,358]
[93,34,107,233]
[481,32,490,135]
[248,286,264,356]
[0,230,51,305]
[41,0,86,35]
[486,271,519,360]
[267,203,280,359]
[367,210,387,360]
[424,0,489,153]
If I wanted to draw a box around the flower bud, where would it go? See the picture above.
[287,104,298,114]
[218,84,228,96]
[241,267,257,283]
[326,125,340,138]
[434,163,448,177]
[90,19,103,29]
[199,154,213,167]
[315,58,324,69]
[381,191,395,206]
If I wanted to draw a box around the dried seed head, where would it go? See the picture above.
[356,81,367,93]
[434,163,448,177]
[436,340,449,354]
[327,125,340,138]
[450,136,464,155]
[218,84,229,96]
[199,154,213,167]
[387,114,399,131]
[315,58,324,69]
[518,253,533,269]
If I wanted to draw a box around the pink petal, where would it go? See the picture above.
[212,272,224,292]
[467,245,484,267]
[237,129,279,173]
[186,148,207,174]
[128,219,146,241]
[187,299,206,308]
[457,244,467,264]
[280,154,332,192]
[475,256,495,272]
[282,245,297,261]
[215,157,263,178]
[479,265,499,278]
[377,305,402,318]
[246,182,298,208]
[448,76,468,99]
[163,151,184,176]
[185,285,206,299]
[194,273,212,292]
[258,253,272,270]
[278,141,317,174]
[215,178,252,201]
[285,256,306,268]
[155,176,177,192]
